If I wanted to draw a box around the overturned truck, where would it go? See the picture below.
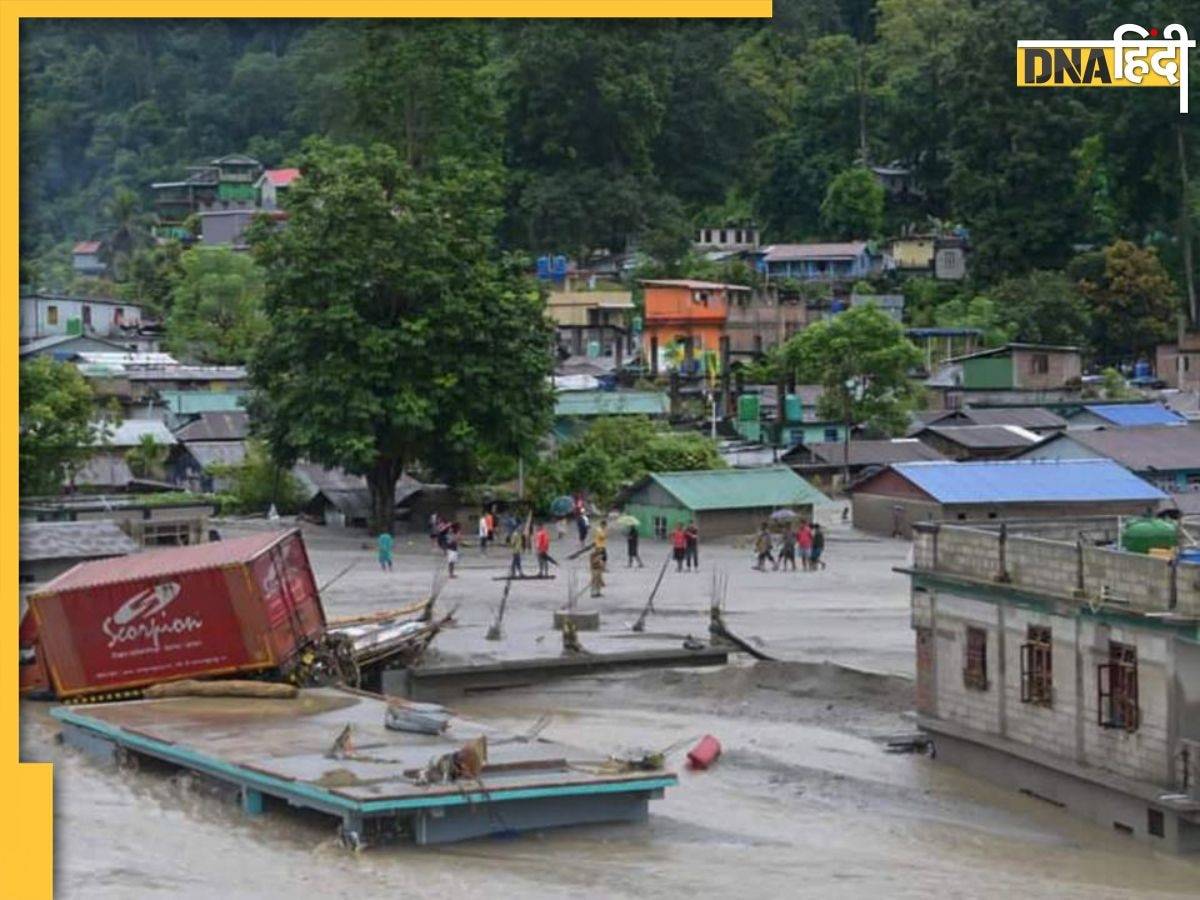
[20,529,438,701]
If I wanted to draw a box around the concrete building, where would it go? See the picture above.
[545,290,635,361]
[640,279,750,376]
[911,424,1041,461]
[71,240,106,277]
[904,521,1200,852]
[1156,332,1200,392]
[949,344,1083,391]
[1015,425,1200,493]
[849,459,1166,538]
[19,520,137,584]
[694,225,759,252]
[256,167,300,210]
[199,209,258,248]
[19,293,143,341]
[622,466,828,539]
[724,289,810,357]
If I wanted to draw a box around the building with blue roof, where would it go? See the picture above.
[1069,403,1187,428]
[849,459,1166,537]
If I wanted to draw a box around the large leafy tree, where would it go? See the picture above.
[820,166,884,239]
[777,304,922,435]
[165,247,267,363]
[1073,240,1179,365]
[989,270,1091,347]
[247,140,554,531]
[20,357,97,496]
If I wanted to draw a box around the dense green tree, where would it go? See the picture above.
[820,167,885,239]
[207,439,307,514]
[989,270,1091,347]
[531,416,724,509]
[247,140,554,531]
[777,304,923,435]
[19,357,97,496]
[165,247,267,363]
[123,241,185,316]
[101,187,152,278]
[1074,240,1179,365]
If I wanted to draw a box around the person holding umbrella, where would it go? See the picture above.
[615,514,643,568]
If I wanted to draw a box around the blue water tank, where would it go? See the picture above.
[536,256,551,279]
[1133,359,1152,379]
[1180,548,1200,566]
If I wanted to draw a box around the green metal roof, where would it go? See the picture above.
[554,390,670,418]
[158,390,247,414]
[646,466,829,511]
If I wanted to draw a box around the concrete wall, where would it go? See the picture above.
[918,584,1176,788]
[914,524,1200,616]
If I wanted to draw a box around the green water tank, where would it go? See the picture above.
[738,394,760,422]
[1120,517,1177,554]
[784,394,803,423]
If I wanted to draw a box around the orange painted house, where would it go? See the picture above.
[640,279,750,374]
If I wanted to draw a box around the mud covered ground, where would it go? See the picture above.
[20,517,1200,897]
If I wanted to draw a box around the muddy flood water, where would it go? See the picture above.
[22,521,1200,897]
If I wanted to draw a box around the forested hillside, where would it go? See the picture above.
[19,6,1200,357]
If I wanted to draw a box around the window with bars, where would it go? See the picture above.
[1020,625,1053,706]
[1098,641,1139,731]
[964,626,988,690]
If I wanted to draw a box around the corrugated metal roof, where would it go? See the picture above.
[639,279,751,291]
[796,439,946,467]
[19,334,129,357]
[884,459,1166,504]
[37,530,295,594]
[263,167,300,186]
[555,391,670,418]
[20,521,138,562]
[1037,426,1200,472]
[71,454,134,488]
[921,424,1040,449]
[762,242,868,262]
[184,440,248,468]
[173,411,250,442]
[1081,404,1187,427]
[646,466,829,511]
[93,419,177,447]
[158,391,248,414]
[72,240,102,254]
[954,407,1067,430]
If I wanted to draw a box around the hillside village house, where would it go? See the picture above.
[640,279,750,376]
[754,242,887,282]
[724,287,809,356]
[622,466,829,539]
[1066,403,1188,429]
[1156,332,1200,392]
[256,167,300,209]
[906,521,1200,851]
[151,153,263,238]
[71,240,105,276]
[906,327,984,375]
[911,424,1041,462]
[849,459,1166,538]
[886,234,937,271]
[19,293,142,341]
[545,289,636,361]
[694,225,760,253]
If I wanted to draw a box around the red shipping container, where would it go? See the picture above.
[20,529,327,699]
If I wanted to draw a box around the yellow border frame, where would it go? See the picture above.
[4,3,771,896]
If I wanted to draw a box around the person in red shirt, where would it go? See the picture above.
[671,523,687,572]
[797,520,814,572]
[535,523,552,577]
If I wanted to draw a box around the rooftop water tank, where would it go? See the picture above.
[1120,517,1177,554]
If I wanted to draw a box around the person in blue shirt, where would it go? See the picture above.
[377,531,394,572]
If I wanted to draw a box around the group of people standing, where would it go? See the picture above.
[669,522,701,573]
[754,520,825,572]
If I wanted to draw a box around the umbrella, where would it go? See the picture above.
[550,496,574,518]
[615,514,640,528]
[769,509,799,521]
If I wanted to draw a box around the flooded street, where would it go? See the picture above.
[23,519,1200,897]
